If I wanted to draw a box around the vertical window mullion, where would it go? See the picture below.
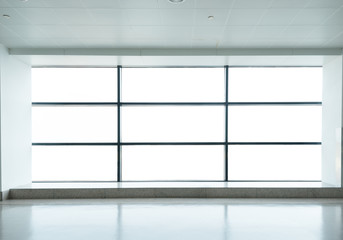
[225,66,229,182]
[117,66,122,182]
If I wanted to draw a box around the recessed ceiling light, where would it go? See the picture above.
[168,0,185,4]
[208,16,215,20]
[20,0,29,2]
[3,14,10,19]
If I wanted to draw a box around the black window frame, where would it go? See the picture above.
[32,66,322,183]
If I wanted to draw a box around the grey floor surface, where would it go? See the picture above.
[1,198,342,240]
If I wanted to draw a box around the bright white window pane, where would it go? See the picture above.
[228,145,321,180]
[122,146,224,181]
[122,106,225,142]
[228,106,321,142]
[32,107,117,142]
[122,68,225,102]
[32,146,117,181]
[229,67,322,102]
[32,68,117,102]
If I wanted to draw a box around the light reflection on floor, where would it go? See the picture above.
[1,199,342,240]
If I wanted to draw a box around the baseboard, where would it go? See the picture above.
[8,188,343,199]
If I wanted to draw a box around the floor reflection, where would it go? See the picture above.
[1,199,342,240]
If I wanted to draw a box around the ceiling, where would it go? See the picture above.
[0,0,343,49]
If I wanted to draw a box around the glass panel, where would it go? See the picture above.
[122,145,224,181]
[32,106,117,142]
[32,146,117,181]
[32,68,117,102]
[229,67,322,102]
[122,106,225,142]
[228,106,321,142]
[122,68,225,102]
[228,145,321,180]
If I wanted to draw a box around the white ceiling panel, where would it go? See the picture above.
[192,26,225,40]
[53,9,94,25]
[0,0,10,7]
[6,0,47,8]
[68,26,136,39]
[54,38,86,48]
[160,9,195,26]
[270,0,311,8]
[323,8,343,25]
[0,37,30,47]
[195,0,235,9]
[81,0,121,8]
[233,0,272,9]
[126,9,163,25]
[307,26,343,40]
[269,38,306,48]
[324,32,343,46]
[0,24,20,38]
[0,0,343,49]
[37,25,75,38]
[9,25,49,38]
[120,0,158,9]
[306,0,343,8]
[291,9,337,25]
[281,26,317,39]
[81,38,121,48]
[227,9,266,26]
[25,37,60,47]
[259,9,301,25]
[0,8,29,25]
[131,26,193,39]
[195,9,230,26]
[222,26,255,38]
[88,9,130,26]
[45,0,83,8]
[157,0,196,9]
[252,26,286,38]
[299,38,327,47]
[191,39,218,48]
[243,39,274,47]
[15,8,62,24]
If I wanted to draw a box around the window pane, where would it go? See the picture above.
[32,68,117,102]
[229,67,322,102]
[122,106,225,142]
[228,106,321,142]
[32,146,117,181]
[122,146,224,181]
[32,107,117,142]
[122,68,225,102]
[228,145,321,180]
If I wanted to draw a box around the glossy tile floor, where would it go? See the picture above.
[1,199,342,240]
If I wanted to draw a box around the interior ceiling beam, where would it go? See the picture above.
[9,48,343,56]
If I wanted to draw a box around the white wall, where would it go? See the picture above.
[322,56,343,187]
[0,45,31,199]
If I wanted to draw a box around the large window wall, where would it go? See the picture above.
[32,67,322,182]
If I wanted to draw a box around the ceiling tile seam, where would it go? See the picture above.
[0,19,33,48]
[322,29,343,47]
[247,0,275,48]
[276,7,308,46]
[215,0,237,48]
[190,8,196,49]
[321,5,343,26]
[51,0,85,47]
[311,5,343,47]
